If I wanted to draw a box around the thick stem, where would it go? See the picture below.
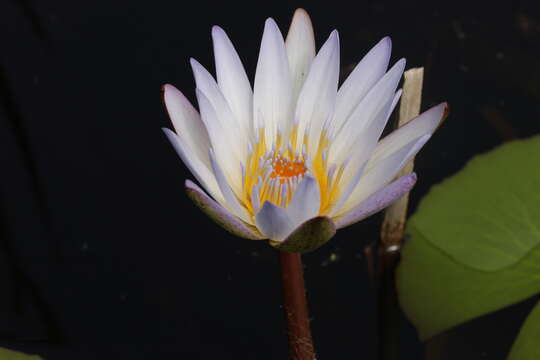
[279,251,315,360]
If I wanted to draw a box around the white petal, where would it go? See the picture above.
[387,88,403,119]
[329,88,402,199]
[287,175,320,225]
[332,37,392,133]
[162,128,225,204]
[336,134,430,216]
[162,84,211,166]
[212,26,253,136]
[334,173,417,229]
[337,89,401,187]
[285,9,316,101]
[209,149,251,223]
[190,58,222,110]
[190,58,246,160]
[255,201,295,242]
[328,161,367,217]
[294,30,340,156]
[330,58,406,164]
[368,102,447,169]
[195,89,243,193]
[254,18,293,146]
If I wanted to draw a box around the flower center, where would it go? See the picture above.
[240,127,341,219]
[269,156,307,184]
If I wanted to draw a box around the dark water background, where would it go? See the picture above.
[1,0,540,359]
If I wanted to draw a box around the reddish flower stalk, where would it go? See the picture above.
[279,252,315,360]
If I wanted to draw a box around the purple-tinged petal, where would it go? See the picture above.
[330,58,406,163]
[185,180,264,240]
[287,175,320,226]
[270,216,336,253]
[163,128,225,205]
[337,135,428,216]
[255,201,295,242]
[368,102,448,167]
[333,36,392,132]
[334,173,417,229]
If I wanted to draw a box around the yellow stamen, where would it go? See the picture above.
[241,127,340,220]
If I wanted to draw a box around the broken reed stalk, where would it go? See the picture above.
[279,252,315,360]
[377,67,424,360]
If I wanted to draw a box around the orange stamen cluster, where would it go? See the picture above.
[240,126,345,220]
[269,156,307,184]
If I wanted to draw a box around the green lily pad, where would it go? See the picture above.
[396,226,540,341]
[508,300,540,360]
[0,347,42,360]
[410,136,540,271]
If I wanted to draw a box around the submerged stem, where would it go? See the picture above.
[279,252,315,360]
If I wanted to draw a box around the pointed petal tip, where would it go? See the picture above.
[386,58,406,78]
[440,101,450,114]
[162,128,175,142]
[162,84,186,111]
[162,127,178,143]
[293,8,310,18]
[189,57,199,68]
[383,57,406,78]
[211,25,229,42]
[160,84,168,104]
[185,178,196,189]
[313,29,339,61]
[162,83,178,96]
[429,102,449,119]
[288,8,314,35]
[399,172,418,191]
[260,17,286,48]
[436,102,450,127]
[379,36,392,51]
[265,17,279,29]
[162,83,188,102]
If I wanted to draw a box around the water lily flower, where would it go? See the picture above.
[163,9,447,252]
